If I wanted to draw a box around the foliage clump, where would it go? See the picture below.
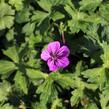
[0,0,109,108]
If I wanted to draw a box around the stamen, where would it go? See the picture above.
[51,53,58,60]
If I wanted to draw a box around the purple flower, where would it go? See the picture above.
[41,41,70,72]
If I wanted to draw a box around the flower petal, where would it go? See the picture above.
[47,41,60,54]
[58,46,70,57]
[47,59,58,71]
[56,57,69,68]
[41,50,50,61]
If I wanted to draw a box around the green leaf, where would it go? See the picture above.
[99,3,109,22]
[101,42,109,65]
[82,42,109,90]
[31,11,48,24]
[0,103,14,109]
[31,11,49,34]
[85,24,100,43]
[15,8,30,23]
[79,0,102,11]
[36,77,57,104]
[27,35,42,48]
[14,71,28,94]
[9,0,24,11]
[51,12,65,21]
[26,68,48,79]
[37,17,50,35]
[85,83,98,91]
[101,25,109,43]
[70,89,83,106]
[22,22,35,36]
[32,102,47,109]
[75,61,83,76]
[100,87,109,109]
[0,1,14,30]
[85,103,98,109]
[49,0,69,6]
[37,0,52,12]
[82,67,106,89]
[54,73,74,89]
[82,67,102,83]
[0,60,16,75]
[3,46,19,63]
[0,16,14,30]
[65,5,89,33]
[6,28,14,42]
[37,0,69,12]
[51,98,63,109]
[64,4,75,16]
[65,4,101,33]
[18,43,29,62]
[0,81,12,102]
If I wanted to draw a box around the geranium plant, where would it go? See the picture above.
[0,0,109,109]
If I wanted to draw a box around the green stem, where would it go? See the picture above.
[62,31,65,44]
